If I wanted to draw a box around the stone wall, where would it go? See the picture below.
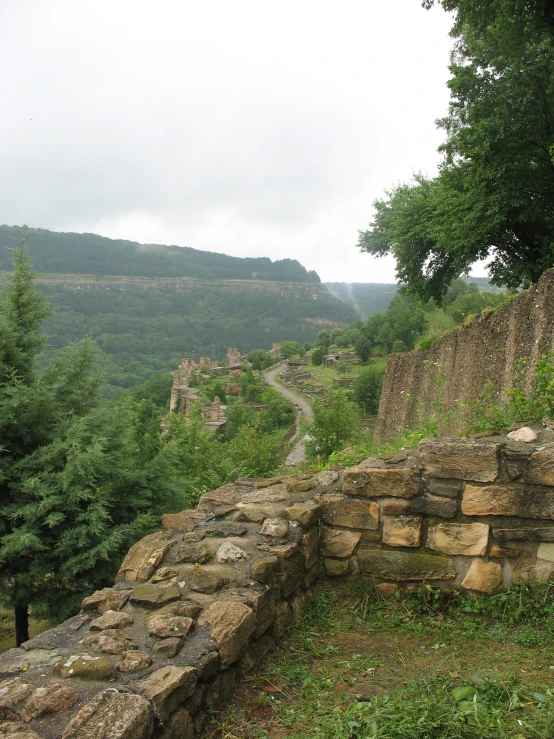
[374,268,554,444]
[2,427,554,738]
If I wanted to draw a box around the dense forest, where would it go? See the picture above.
[39,281,356,393]
[0,225,320,282]
[0,227,356,395]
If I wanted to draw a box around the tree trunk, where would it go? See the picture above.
[15,605,29,647]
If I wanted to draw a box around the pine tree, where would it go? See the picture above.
[0,244,181,644]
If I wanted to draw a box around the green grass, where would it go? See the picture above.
[210,583,554,738]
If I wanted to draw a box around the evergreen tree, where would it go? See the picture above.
[0,244,180,644]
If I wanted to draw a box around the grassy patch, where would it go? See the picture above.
[210,584,554,738]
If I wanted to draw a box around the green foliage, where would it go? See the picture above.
[228,419,287,477]
[0,245,183,640]
[469,351,554,432]
[316,329,332,350]
[246,348,268,371]
[311,346,326,366]
[352,367,384,416]
[358,0,554,299]
[306,389,362,461]
[279,341,303,359]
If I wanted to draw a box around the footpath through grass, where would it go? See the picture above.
[210,583,554,739]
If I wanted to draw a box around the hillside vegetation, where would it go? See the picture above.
[0,225,320,282]
[0,227,357,394]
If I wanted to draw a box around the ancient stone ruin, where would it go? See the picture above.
[1,426,553,737]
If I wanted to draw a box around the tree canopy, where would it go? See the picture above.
[358,0,554,300]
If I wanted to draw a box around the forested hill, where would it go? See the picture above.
[0,225,320,282]
[0,226,356,396]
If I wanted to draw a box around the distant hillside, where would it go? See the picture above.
[326,277,506,319]
[325,283,398,320]
[0,226,356,395]
[0,225,320,282]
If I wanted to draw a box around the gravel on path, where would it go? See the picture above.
[264,363,313,465]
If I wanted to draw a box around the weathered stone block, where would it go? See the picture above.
[234,502,287,522]
[259,518,289,538]
[376,582,399,598]
[116,650,152,674]
[129,584,181,608]
[357,548,455,581]
[159,707,195,739]
[53,654,115,680]
[538,542,554,562]
[324,558,350,577]
[321,496,379,530]
[380,498,411,515]
[419,438,500,482]
[286,479,314,493]
[461,559,502,593]
[272,601,292,640]
[60,690,154,739]
[305,562,320,588]
[283,503,322,528]
[26,683,79,719]
[83,629,136,655]
[239,635,275,674]
[216,542,247,563]
[199,601,256,669]
[152,637,183,658]
[202,521,248,537]
[489,543,520,558]
[176,541,213,564]
[526,444,554,486]
[411,494,457,518]
[81,587,130,613]
[320,527,361,558]
[428,478,464,499]
[147,614,193,639]
[89,610,133,631]
[343,466,420,499]
[244,586,277,638]
[382,516,422,547]
[514,558,554,583]
[427,523,489,556]
[492,526,554,541]
[115,532,174,583]
[198,483,253,509]
[0,679,35,721]
[187,568,223,594]
[301,527,319,569]
[462,484,554,519]
[135,665,197,723]
[162,509,211,533]
[205,668,236,712]
[251,555,280,584]
[280,547,306,597]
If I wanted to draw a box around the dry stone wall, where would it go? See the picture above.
[1,426,554,738]
[374,268,554,444]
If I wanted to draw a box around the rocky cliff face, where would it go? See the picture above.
[374,268,554,444]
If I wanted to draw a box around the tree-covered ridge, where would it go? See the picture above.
[0,225,321,282]
[35,278,356,395]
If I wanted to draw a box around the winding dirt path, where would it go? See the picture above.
[264,363,313,465]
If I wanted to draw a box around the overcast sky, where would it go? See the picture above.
[0,0,461,283]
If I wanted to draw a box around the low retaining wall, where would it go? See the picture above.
[1,426,554,737]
